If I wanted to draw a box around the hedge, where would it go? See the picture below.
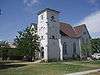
[0,48,25,60]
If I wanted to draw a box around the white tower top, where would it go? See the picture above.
[37,8,60,15]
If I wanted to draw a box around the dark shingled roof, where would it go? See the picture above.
[37,8,60,15]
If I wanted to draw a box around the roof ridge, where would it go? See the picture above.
[74,24,86,28]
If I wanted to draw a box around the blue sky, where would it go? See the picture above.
[0,0,100,41]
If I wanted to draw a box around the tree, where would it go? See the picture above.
[81,42,92,58]
[14,24,40,61]
[91,38,100,53]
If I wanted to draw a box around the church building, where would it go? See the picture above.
[36,8,91,61]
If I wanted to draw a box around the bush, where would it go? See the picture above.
[0,48,25,60]
[9,56,23,60]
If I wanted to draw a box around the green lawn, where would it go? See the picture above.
[79,60,100,65]
[66,60,100,67]
[0,61,99,75]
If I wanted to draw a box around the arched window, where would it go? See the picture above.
[82,37,84,43]
[63,42,67,55]
[41,51,44,58]
[41,15,43,20]
[51,16,56,22]
[51,16,55,21]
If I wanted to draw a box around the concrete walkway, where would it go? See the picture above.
[65,69,100,75]
[33,59,42,63]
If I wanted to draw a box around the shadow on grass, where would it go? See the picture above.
[0,62,27,70]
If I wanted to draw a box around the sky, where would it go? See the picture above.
[0,0,100,42]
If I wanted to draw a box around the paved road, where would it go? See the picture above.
[65,69,100,75]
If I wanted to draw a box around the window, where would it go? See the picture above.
[41,47,44,58]
[52,35,55,39]
[41,51,44,58]
[41,15,43,20]
[83,32,86,35]
[63,42,67,55]
[50,16,56,22]
[82,37,84,43]
[51,16,54,20]
[73,42,76,54]
[41,36,43,39]
[41,47,44,50]
[49,35,55,39]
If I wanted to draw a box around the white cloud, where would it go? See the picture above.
[24,0,39,7]
[79,10,100,38]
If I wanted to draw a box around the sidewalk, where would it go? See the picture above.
[65,69,100,75]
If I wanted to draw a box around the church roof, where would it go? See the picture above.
[74,24,86,37]
[60,22,86,38]
[60,22,77,38]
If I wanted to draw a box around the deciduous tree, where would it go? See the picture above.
[91,38,100,53]
[14,24,40,61]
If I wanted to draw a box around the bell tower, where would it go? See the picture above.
[37,8,61,61]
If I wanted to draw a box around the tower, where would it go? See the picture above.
[37,8,61,61]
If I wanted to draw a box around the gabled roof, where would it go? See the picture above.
[60,22,89,38]
[74,24,91,38]
[74,24,86,37]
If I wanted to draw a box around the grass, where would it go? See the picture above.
[71,60,100,66]
[0,61,99,75]
[73,60,100,64]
